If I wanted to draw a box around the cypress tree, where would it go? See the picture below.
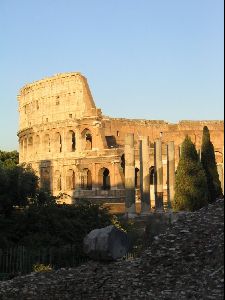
[201,126,223,202]
[174,136,208,211]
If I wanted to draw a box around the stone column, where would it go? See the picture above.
[140,136,150,214]
[154,139,164,211]
[125,133,136,216]
[167,141,175,209]
[61,130,66,153]
[75,130,82,153]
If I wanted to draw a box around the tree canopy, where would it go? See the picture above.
[201,126,223,202]
[0,150,19,168]
[174,136,208,211]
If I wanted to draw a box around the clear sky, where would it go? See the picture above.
[0,0,224,151]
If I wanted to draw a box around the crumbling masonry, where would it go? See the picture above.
[18,73,224,213]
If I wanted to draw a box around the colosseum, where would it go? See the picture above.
[17,72,224,214]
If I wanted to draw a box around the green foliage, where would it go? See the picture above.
[201,126,223,202]
[111,215,127,232]
[174,136,208,211]
[0,201,112,258]
[0,150,19,169]
[30,189,57,207]
[0,153,112,259]
[33,263,52,272]
[0,163,39,216]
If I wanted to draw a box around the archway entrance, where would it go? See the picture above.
[81,129,92,150]
[67,131,76,152]
[99,168,111,190]
[81,169,92,190]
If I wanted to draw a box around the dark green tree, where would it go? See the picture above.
[201,126,223,202]
[0,164,39,216]
[0,150,19,168]
[174,136,208,211]
[7,164,39,207]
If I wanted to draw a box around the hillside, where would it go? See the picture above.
[0,199,224,300]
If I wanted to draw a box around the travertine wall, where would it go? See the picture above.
[17,72,224,208]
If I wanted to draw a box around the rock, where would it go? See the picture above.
[83,225,129,261]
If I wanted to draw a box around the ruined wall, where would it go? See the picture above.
[17,72,224,207]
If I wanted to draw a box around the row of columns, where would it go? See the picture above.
[125,134,175,216]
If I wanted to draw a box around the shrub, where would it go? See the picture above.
[201,126,223,202]
[174,136,208,211]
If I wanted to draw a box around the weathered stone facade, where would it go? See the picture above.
[17,72,224,211]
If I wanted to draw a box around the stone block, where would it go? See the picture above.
[83,225,129,261]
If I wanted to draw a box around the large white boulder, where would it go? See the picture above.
[83,225,129,261]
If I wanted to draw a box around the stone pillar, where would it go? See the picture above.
[125,133,136,216]
[61,130,66,153]
[167,141,175,209]
[140,136,150,214]
[154,139,164,211]
[75,130,82,153]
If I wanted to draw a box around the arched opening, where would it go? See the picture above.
[99,168,110,190]
[54,170,62,191]
[54,132,62,153]
[67,131,76,152]
[135,167,140,188]
[43,134,51,152]
[66,169,75,190]
[82,129,92,150]
[40,167,51,191]
[81,169,92,190]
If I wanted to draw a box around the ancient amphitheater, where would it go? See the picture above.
[18,72,224,213]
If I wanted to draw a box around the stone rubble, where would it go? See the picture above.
[0,199,224,300]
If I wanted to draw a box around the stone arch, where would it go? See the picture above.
[81,168,92,190]
[40,167,51,191]
[66,169,75,190]
[81,128,92,150]
[54,170,62,191]
[66,130,76,152]
[98,167,111,190]
[54,132,62,153]
[43,134,51,153]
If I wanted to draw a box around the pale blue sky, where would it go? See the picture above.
[0,0,224,150]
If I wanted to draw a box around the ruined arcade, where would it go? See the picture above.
[17,72,224,213]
